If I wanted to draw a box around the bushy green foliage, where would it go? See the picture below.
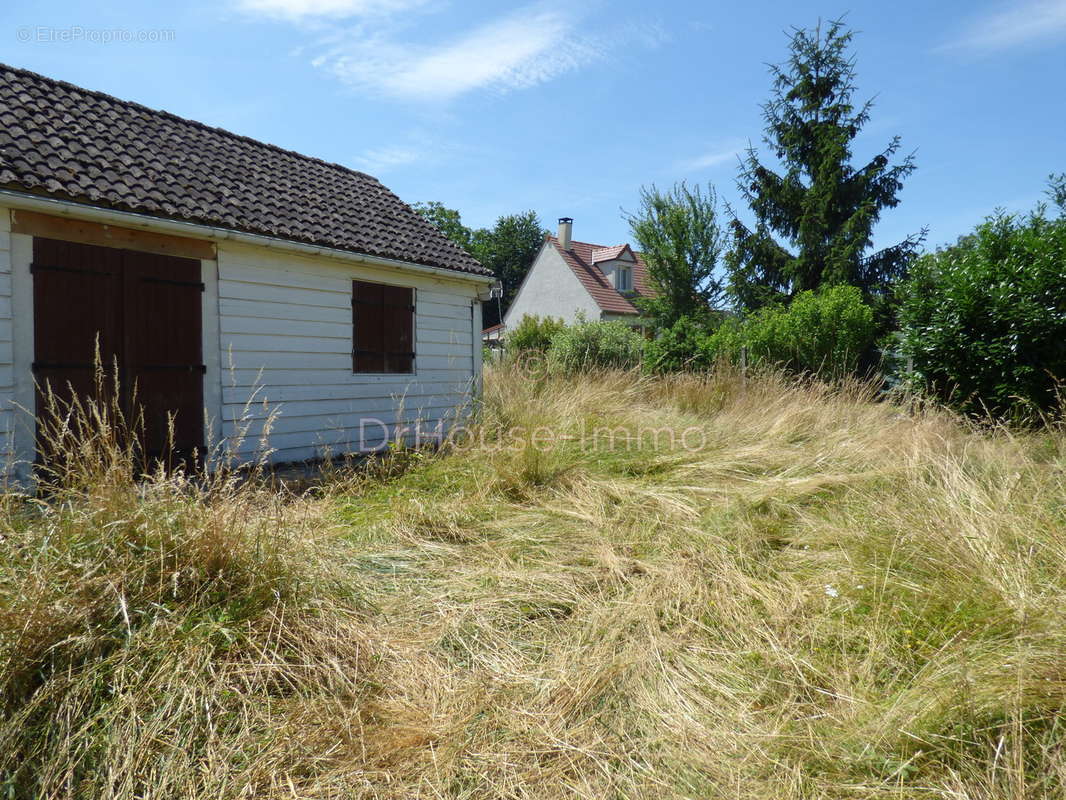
[507,314,566,354]
[546,319,644,372]
[625,182,725,329]
[642,315,717,373]
[899,211,1066,419]
[473,211,549,327]
[711,285,876,377]
[413,201,476,252]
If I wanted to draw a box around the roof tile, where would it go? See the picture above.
[550,236,655,315]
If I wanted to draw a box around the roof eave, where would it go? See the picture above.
[0,188,495,283]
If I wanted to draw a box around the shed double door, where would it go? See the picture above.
[32,237,205,461]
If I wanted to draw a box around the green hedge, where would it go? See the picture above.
[899,211,1066,419]
[547,319,645,372]
[642,316,717,373]
[506,314,566,354]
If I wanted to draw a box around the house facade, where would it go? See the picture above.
[503,218,653,329]
[0,64,493,480]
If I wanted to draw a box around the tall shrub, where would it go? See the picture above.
[642,315,717,373]
[625,182,726,329]
[899,211,1066,419]
[710,285,876,378]
[547,319,644,373]
[507,314,566,354]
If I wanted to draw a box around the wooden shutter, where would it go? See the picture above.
[32,237,124,419]
[353,280,414,374]
[382,284,414,373]
[353,280,385,373]
[32,237,206,466]
[123,250,205,459]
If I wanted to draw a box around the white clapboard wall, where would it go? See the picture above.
[0,210,13,476]
[215,242,480,464]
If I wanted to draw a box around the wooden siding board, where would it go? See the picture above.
[221,316,350,338]
[221,381,469,405]
[218,299,469,327]
[222,404,461,438]
[222,352,470,375]
[221,367,471,387]
[221,395,468,420]
[220,333,471,358]
[218,280,346,308]
[224,414,463,456]
[219,298,353,323]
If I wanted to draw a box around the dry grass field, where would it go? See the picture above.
[1,364,1065,798]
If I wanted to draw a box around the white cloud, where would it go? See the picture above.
[240,0,665,103]
[678,143,743,173]
[353,144,422,173]
[237,0,426,21]
[315,5,617,102]
[941,0,1066,52]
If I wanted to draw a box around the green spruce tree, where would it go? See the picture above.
[726,18,924,314]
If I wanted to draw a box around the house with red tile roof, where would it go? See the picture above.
[501,218,655,331]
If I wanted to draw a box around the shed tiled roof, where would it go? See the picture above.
[550,237,654,315]
[0,64,490,276]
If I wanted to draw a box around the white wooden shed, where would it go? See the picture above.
[0,64,493,480]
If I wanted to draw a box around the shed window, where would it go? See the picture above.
[352,280,414,374]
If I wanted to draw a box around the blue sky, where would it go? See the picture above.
[2,0,1064,253]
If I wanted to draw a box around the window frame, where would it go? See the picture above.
[351,279,416,375]
[616,267,633,293]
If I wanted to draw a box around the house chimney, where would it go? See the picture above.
[557,217,573,251]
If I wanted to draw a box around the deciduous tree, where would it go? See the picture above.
[414,204,548,327]
[625,182,725,330]
[472,211,547,327]
[413,201,476,253]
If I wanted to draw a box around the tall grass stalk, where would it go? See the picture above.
[1,361,1064,798]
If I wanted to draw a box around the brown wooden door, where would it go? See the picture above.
[32,238,205,463]
[122,250,205,459]
[32,238,124,417]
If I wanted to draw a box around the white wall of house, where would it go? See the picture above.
[10,231,35,484]
[504,242,601,327]
[0,203,485,478]
[0,212,12,478]
[214,241,479,464]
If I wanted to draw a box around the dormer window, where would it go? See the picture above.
[616,267,632,293]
